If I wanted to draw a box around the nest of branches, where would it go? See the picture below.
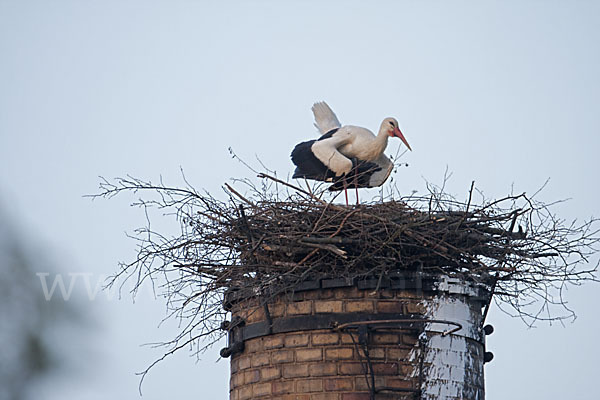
[92,172,599,369]
[232,198,524,286]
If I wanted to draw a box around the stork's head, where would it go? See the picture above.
[383,117,412,151]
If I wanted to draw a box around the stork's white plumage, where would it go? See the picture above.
[291,102,411,201]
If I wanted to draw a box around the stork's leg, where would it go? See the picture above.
[354,164,359,205]
[344,179,349,206]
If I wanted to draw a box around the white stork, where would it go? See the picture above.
[291,102,411,204]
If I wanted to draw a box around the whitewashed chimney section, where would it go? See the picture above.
[412,277,487,399]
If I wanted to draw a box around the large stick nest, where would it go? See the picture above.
[92,172,599,369]
[232,199,524,285]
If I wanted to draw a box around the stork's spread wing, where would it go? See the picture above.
[312,102,341,135]
[291,131,354,181]
[310,134,353,176]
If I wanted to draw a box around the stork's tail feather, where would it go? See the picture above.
[312,101,341,135]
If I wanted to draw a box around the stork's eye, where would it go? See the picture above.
[388,121,395,127]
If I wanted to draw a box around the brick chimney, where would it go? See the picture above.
[222,273,490,400]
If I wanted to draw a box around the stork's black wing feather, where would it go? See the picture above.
[290,140,337,181]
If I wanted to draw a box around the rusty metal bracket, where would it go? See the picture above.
[219,312,416,358]
[220,316,246,358]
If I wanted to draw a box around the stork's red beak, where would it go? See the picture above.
[394,127,412,151]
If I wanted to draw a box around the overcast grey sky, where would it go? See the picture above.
[1,1,599,399]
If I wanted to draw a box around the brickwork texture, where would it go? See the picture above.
[228,286,484,400]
